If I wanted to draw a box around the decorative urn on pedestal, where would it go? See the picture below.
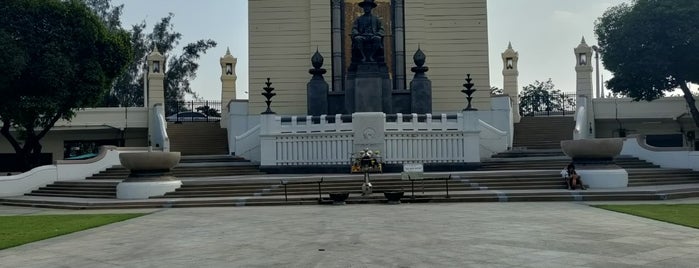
[116,149,182,199]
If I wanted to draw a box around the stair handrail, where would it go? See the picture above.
[478,119,509,158]
[235,124,261,160]
[573,105,586,140]
[152,103,170,151]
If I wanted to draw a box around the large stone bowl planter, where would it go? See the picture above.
[383,191,404,204]
[560,138,628,189]
[561,138,623,161]
[328,192,350,205]
[116,151,182,199]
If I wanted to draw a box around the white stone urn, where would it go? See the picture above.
[116,151,182,199]
[560,138,628,189]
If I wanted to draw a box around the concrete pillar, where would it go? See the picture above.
[220,47,238,128]
[575,37,595,138]
[501,42,520,123]
[146,46,165,147]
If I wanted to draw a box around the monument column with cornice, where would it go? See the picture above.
[575,37,595,138]
[146,46,166,147]
[501,42,520,123]
[220,48,238,128]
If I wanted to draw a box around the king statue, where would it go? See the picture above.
[351,0,385,63]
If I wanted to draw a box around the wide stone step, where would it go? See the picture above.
[24,192,116,198]
[5,188,699,209]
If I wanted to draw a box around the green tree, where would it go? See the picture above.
[595,0,699,128]
[490,86,503,96]
[85,0,216,112]
[518,79,575,116]
[0,0,132,170]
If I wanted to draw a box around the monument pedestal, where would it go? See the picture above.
[346,63,392,114]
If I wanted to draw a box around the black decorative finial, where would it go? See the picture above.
[461,74,478,111]
[309,49,327,78]
[411,46,428,77]
[261,78,276,114]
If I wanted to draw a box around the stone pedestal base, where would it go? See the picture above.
[345,63,392,114]
[576,168,628,189]
[117,180,182,199]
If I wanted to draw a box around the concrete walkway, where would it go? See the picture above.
[1,201,699,267]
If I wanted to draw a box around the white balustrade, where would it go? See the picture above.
[258,112,491,166]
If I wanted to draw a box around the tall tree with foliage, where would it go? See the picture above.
[595,0,699,128]
[0,0,132,170]
[518,79,575,116]
[85,0,216,113]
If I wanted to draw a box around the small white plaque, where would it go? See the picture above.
[403,164,424,172]
[401,164,424,180]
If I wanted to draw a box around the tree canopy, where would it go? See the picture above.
[518,79,575,116]
[0,0,132,170]
[595,0,699,127]
[86,0,217,113]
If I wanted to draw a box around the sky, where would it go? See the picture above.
[114,0,631,101]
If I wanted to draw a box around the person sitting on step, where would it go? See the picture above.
[562,163,587,190]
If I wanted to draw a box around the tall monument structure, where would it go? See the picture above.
[220,48,237,128]
[575,37,595,138]
[501,42,520,123]
[248,0,490,115]
[146,46,165,147]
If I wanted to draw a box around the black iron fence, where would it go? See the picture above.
[165,100,222,122]
[520,93,577,117]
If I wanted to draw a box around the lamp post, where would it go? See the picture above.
[591,45,601,99]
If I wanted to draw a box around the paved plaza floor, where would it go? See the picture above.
[1,201,699,267]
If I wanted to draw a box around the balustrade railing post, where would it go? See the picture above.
[281,179,288,202]
[317,177,324,203]
[446,174,451,198]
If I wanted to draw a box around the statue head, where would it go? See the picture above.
[358,0,377,12]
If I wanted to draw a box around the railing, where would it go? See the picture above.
[384,113,468,164]
[165,100,222,122]
[521,93,576,117]
[273,133,354,165]
[235,125,261,162]
[260,113,484,166]
[151,104,170,151]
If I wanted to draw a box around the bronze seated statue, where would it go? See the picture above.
[351,0,385,63]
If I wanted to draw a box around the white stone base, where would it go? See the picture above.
[576,169,628,189]
[116,180,182,200]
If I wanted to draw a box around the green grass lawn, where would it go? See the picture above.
[595,204,699,229]
[0,213,145,250]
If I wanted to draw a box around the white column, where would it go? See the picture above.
[575,37,595,138]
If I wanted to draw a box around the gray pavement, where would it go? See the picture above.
[2,201,699,267]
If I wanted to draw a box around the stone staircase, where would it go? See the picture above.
[24,155,262,199]
[513,116,574,149]
[168,122,228,155]
[15,154,699,206]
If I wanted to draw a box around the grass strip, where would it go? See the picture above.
[0,213,145,250]
[594,204,699,229]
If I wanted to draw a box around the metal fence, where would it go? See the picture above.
[520,93,577,117]
[165,100,222,122]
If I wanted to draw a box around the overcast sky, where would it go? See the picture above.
[114,0,631,101]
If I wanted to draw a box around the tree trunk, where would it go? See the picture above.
[679,82,699,129]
